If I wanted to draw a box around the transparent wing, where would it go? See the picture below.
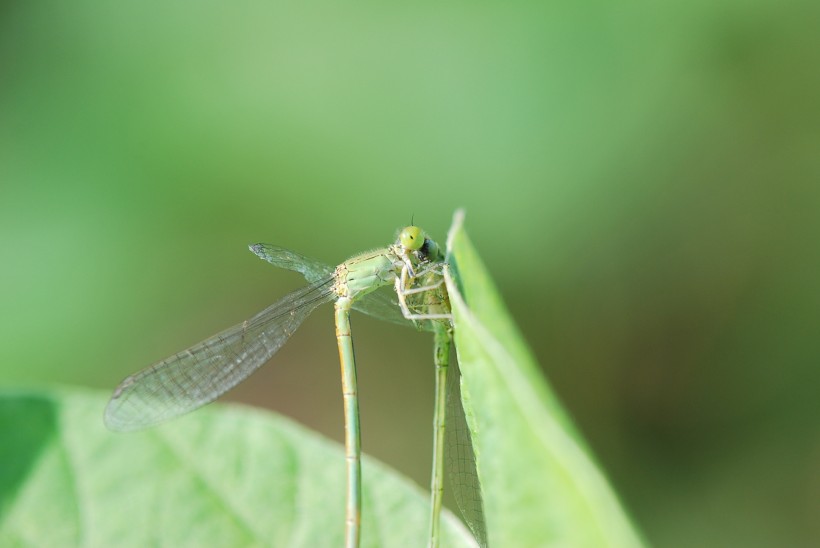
[249,243,334,283]
[249,243,423,329]
[446,356,488,547]
[105,278,336,431]
[354,285,426,329]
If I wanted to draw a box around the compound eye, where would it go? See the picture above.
[399,226,424,251]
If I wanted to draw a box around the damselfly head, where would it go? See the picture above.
[398,226,425,251]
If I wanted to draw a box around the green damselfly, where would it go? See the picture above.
[105,226,485,547]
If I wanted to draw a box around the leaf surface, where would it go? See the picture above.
[445,211,645,547]
[0,389,474,547]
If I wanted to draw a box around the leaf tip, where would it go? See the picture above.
[447,209,466,252]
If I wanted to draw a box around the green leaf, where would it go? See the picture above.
[0,389,475,547]
[444,210,646,548]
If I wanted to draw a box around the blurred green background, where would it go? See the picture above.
[1,1,818,546]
